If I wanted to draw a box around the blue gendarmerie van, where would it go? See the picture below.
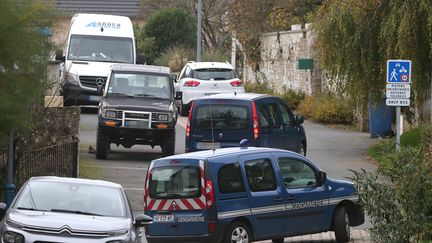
[144,143,364,243]
[184,93,307,155]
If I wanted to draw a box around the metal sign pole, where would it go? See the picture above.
[396,106,401,151]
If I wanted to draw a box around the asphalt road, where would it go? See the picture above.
[78,110,376,242]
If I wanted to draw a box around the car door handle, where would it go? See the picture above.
[274,197,284,202]
[287,195,296,201]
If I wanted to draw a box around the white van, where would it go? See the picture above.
[56,13,139,106]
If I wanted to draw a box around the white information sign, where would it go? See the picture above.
[386,98,410,106]
[386,83,410,99]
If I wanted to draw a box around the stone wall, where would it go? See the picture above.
[245,24,323,95]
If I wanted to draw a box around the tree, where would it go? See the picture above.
[227,0,322,71]
[0,0,54,147]
[314,0,432,116]
[142,0,233,49]
[142,7,196,55]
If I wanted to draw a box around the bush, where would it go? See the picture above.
[352,146,432,242]
[244,81,274,95]
[154,45,194,72]
[354,126,432,242]
[297,93,354,124]
[279,87,305,110]
[369,127,423,169]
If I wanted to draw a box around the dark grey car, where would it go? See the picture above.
[0,177,151,243]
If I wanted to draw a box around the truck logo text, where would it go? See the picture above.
[86,22,121,29]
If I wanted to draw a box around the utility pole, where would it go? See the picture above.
[231,35,237,70]
[5,129,15,208]
[196,0,202,62]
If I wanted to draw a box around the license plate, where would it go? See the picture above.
[153,214,174,222]
[196,142,220,150]
[125,120,149,128]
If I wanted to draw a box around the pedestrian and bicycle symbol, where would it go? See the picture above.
[387,60,411,83]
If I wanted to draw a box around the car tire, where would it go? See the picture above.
[223,221,252,243]
[298,143,306,156]
[180,103,189,116]
[161,131,175,157]
[272,238,284,243]
[334,206,350,243]
[96,127,109,159]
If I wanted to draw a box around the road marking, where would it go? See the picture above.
[80,165,148,171]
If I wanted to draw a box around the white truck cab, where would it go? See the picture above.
[56,13,138,106]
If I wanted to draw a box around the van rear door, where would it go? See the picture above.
[188,99,253,151]
[145,159,208,236]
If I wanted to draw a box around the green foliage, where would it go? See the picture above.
[154,45,194,73]
[142,7,195,55]
[244,81,274,95]
[0,0,54,146]
[297,93,354,124]
[352,145,432,242]
[201,48,230,63]
[314,0,432,110]
[134,24,158,64]
[401,128,421,147]
[279,86,305,110]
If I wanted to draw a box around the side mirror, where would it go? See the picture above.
[135,214,153,227]
[295,115,304,125]
[172,74,178,82]
[55,50,65,62]
[136,54,146,65]
[317,171,327,186]
[0,202,7,219]
[175,91,182,100]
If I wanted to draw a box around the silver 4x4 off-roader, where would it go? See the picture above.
[96,64,177,159]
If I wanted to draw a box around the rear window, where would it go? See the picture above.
[149,166,201,199]
[195,104,249,130]
[192,68,236,80]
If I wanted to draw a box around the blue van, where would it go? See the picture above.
[185,93,307,155]
[144,145,364,243]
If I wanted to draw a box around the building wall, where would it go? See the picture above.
[245,24,322,95]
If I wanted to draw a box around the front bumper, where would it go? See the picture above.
[146,234,223,243]
[62,83,101,105]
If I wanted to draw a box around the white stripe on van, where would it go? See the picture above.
[217,195,359,220]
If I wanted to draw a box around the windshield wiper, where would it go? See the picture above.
[109,93,134,97]
[17,207,47,212]
[50,209,103,216]
[134,94,165,99]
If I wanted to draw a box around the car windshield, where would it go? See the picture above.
[149,166,201,199]
[195,104,249,130]
[192,68,236,80]
[14,181,127,218]
[68,35,133,63]
[107,72,172,99]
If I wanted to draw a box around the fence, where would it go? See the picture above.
[1,141,78,192]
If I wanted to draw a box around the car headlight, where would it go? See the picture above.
[105,110,117,118]
[3,231,24,243]
[158,114,168,121]
[65,73,79,85]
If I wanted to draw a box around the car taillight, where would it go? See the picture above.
[230,80,243,87]
[205,179,215,207]
[184,80,200,87]
[186,101,194,140]
[251,101,260,140]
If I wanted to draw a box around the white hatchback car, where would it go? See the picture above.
[174,61,245,116]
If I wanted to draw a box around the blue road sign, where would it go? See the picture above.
[387,60,411,83]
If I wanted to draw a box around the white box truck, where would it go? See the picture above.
[56,13,141,106]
